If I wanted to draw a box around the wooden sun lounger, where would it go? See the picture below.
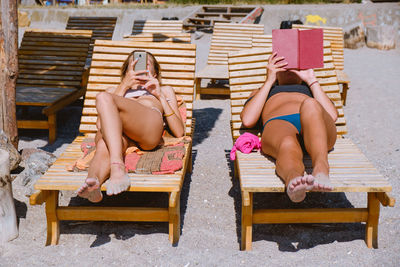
[66,16,118,61]
[124,32,191,43]
[16,29,92,143]
[195,22,264,99]
[131,20,184,35]
[29,40,196,246]
[292,24,350,105]
[228,43,395,251]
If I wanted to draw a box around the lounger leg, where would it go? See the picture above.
[241,192,253,251]
[341,82,349,106]
[187,149,193,173]
[366,192,380,248]
[234,160,239,179]
[195,77,201,100]
[45,190,60,246]
[169,192,181,245]
[48,114,56,144]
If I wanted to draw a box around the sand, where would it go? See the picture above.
[1,29,400,267]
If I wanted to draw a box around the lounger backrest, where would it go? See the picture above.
[124,33,191,43]
[207,22,264,65]
[292,24,344,70]
[228,41,347,141]
[132,20,184,35]
[17,29,92,89]
[251,34,272,48]
[66,16,117,60]
[80,40,196,137]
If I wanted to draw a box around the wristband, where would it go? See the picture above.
[308,80,319,87]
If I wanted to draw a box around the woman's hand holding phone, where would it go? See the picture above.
[119,58,148,94]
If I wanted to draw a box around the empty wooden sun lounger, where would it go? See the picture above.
[124,32,191,43]
[131,20,184,35]
[228,43,394,251]
[16,29,92,143]
[29,40,196,246]
[195,22,264,99]
[292,24,350,105]
[66,16,118,61]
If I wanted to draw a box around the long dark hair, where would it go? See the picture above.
[120,50,161,83]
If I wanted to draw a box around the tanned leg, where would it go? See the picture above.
[300,98,337,191]
[77,131,129,202]
[95,92,164,196]
[262,120,314,202]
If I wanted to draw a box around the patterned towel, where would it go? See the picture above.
[67,136,191,174]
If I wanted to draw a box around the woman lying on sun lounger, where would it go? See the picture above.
[77,51,185,202]
[240,52,338,202]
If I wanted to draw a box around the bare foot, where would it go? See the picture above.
[312,173,334,191]
[287,175,315,202]
[105,162,130,196]
[77,177,103,203]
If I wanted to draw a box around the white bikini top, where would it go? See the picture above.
[124,87,152,98]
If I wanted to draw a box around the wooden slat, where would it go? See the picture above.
[132,20,184,35]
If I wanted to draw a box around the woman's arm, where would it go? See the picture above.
[240,52,288,128]
[160,86,185,137]
[142,75,185,137]
[291,69,338,121]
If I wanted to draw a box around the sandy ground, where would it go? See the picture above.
[1,30,400,266]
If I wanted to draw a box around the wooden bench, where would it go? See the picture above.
[16,29,92,143]
[228,43,395,251]
[131,20,184,35]
[29,40,196,246]
[124,32,191,43]
[292,24,350,105]
[195,22,264,99]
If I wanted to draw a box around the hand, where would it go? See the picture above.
[120,58,149,94]
[289,69,317,86]
[138,75,162,99]
[266,52,288,83]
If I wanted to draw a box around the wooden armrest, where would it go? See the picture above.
[29,190,49,205]
[377,192,395,207]
[336,70,350,84]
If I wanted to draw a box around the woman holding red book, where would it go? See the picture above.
[240,52,338,202]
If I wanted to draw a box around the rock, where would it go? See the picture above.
[344,23,365,49]
[366,25,397,50]
[0,130,21,171]
[17,149,56,196]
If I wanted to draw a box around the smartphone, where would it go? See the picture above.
[133,51,147,73]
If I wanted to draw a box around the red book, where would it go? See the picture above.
[272,28,323,70]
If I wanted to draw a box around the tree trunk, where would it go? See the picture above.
[0,149,18,243]
[0,0,19,148]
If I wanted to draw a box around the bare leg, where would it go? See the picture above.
[95,92,163,196]
[262,120,313,202]
[300,98,337,191]
[77,132,129,202]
